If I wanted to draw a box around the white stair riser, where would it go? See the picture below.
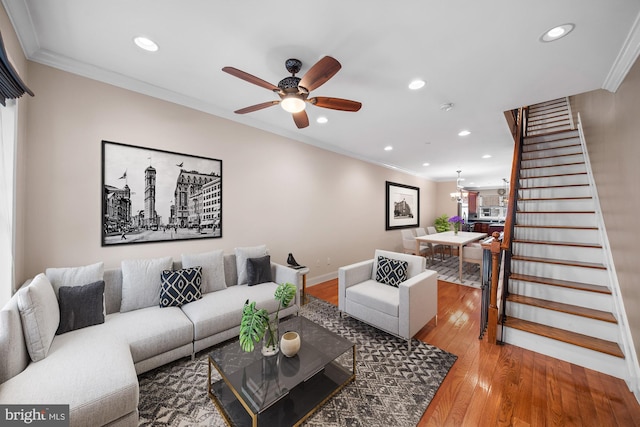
[520,163,586,178]
[528,118,571,129]
[529,102,568,113]
[511,260,607,286]
[528,107,569,119]
[520,174,589,187]
[512,242,604,264]
[523,137,580,152]
[509,280,612,312]
[519,186,591,199]
[527,125,573,136]
[506,303,618,342]
[528,98,566,109]
[524,130,579,145]
[517,199,595,212]
[522,145,582,160]
[521,154,584,169]
[500,327,626,379]
[516,213,597,227]
[514,227,600,244]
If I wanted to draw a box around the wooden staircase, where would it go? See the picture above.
[500,98,627,378]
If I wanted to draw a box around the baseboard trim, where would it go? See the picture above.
[307,271,338,287]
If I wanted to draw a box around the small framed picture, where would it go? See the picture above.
[385,181,419,230]
[102,140,222,246]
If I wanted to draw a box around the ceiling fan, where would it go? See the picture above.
[222,56,362,129]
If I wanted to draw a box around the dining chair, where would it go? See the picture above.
[401,229,430,258]
[426,226,452,260]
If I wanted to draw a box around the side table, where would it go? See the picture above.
[297,267,310,305]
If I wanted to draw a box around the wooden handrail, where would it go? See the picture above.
[485,107,527,344]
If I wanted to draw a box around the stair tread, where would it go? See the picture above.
[511,255,606,270]
[523,135,579,145]
[516,210,595,214]
[510,273,611,294]
[521,161,585,170]
[514,224,597,230]
[518,196,592,201]
[523,143,581,153]
[507,294,617,323]
[524,129,578,140]
[519,183,589,189]
[520,172,587,179]
[522,152,583,161]
[504,317,624,358]
[513,239,602,248]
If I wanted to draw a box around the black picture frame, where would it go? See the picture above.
[385,181,419,230]
[101,140,222,246]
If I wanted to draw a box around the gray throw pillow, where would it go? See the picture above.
[246,255,272,286]
[120,256,173,312]
[181,249,226,293]
[16,274,60,362]
[56,280,105,335]
[45,261,104,299]
[235,245,268,285]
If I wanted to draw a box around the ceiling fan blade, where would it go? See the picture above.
[310,97,362,112]
[222,66,280,92]
[234,101,280,114]
[292,110,309,129]
[299,56,341,92]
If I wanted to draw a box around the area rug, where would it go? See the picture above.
[137,297,457,426]
[428,255,482,288]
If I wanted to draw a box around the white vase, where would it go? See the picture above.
[261,318,279,357]
[280,331,301,357]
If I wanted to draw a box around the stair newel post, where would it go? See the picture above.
[487,234,502,344]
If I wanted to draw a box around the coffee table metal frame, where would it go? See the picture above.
[207,316,356,427]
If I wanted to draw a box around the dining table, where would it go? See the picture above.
[415,231,488,282]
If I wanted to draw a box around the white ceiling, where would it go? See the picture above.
[4,0,640,187]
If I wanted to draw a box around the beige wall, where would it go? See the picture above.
[572,57,640,364]
[17,62,438,286]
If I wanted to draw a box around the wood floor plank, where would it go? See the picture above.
[305,279,640,426]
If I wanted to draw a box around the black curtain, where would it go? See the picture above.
[0,30,33,106]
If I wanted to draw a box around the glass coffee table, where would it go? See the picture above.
[208,316,355,427]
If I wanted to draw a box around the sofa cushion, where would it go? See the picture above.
[16,273,60,362]
[104,306,193,364]
[375,256,408,287]
[345,279,399,317]
[160,267,202,307]
[181,249,226,293]
[57,280,105,335]
[45,261,104,299]
[246,255,272,286]
[0,295,31,384]
[120,256,172,312]
[235,245,268,285]
[181,283,281,341]
[0,325,138,427]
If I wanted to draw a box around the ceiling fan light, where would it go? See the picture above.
[281,96,306,113]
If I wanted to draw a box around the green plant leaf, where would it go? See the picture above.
[274,282,296,308]
[239,300,269,352]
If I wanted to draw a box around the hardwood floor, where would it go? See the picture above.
[306,279,640,426]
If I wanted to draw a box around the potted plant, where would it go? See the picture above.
[448,215,464,235]
[434,214,450,232]
[239,282,297,356]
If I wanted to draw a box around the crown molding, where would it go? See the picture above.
[603,10,640,93]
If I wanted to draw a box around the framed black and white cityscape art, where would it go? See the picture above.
[385,181,419,230]
[101,140,222,246]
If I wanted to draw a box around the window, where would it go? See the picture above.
[0,99,17,307]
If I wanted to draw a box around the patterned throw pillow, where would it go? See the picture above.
[375,256,408,287]
[160,267,203,307]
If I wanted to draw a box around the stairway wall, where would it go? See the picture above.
[571,56,640,368]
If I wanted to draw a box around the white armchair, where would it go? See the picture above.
[338,249,438,349]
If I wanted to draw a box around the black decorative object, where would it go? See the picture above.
[385,181,420,230]
[101,141,222,246]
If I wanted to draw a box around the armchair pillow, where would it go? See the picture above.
[56,280,105,335]
[160,267,203,307]
[246,255,272,286]
[16,274,60,362]
[375,255,408,287]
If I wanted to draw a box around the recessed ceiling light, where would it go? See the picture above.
[458,130,471,136]
[482,154,492,159]
[440,103,454,112]
[316,116,328,124]
[540,24,575,42]
[134,36,159,52]
[408,79,425,90]
[384,145,393,151]
[422,162,430,166]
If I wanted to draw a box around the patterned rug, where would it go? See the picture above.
[138,297,457,426]
[428,255,482,288]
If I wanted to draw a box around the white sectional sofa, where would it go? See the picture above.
[0,246,301,426]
